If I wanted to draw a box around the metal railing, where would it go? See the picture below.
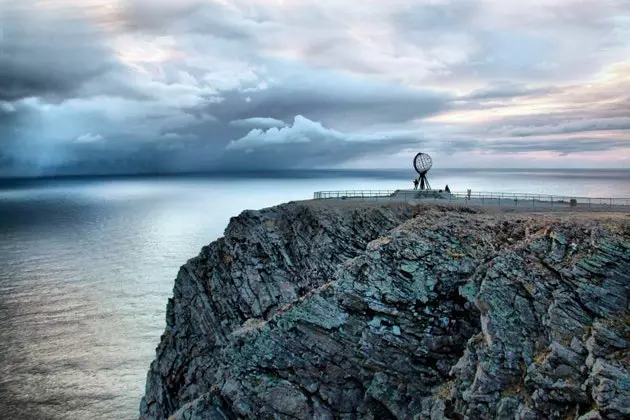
[313,190,630,208]
[313,190,396,199]
[446,191,630,206]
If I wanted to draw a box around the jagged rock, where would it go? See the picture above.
[141,202,630,419]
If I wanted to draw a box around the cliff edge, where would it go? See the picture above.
[141,202,630,420]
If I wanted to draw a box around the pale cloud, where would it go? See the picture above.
[229,117,287,129]
[435,62,630,135]
[227,115,331,150]
[76,133,104,143]
[0,102,16,113]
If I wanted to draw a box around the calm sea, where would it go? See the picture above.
[0,169,629,419]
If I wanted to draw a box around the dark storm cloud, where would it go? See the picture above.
[0,113,424,176]
[0,0,629,176]
[0,99,41,149]
[0,2,124,102]
[205,63,452,129]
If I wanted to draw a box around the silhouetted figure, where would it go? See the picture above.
[445,184,451,193]
[413,178,419,190]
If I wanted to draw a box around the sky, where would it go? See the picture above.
[0,0,629,176]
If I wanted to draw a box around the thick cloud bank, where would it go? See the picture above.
[0,0,629,176]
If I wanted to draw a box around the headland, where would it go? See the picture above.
[141,199,630,419]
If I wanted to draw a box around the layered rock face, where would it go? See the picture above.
[141,202,630,420]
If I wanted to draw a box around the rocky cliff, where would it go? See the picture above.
[140,202,630,420]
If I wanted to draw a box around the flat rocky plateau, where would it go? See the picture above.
[141,202,630,420]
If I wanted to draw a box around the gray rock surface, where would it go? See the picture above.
[140,202,630,419]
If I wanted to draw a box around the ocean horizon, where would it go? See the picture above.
[2,168,629,197]
[2,167,630,180]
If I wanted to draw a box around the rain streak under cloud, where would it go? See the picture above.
[0,0,629,176]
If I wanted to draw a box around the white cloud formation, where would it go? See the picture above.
[227,115,424,151]
[75,133,104,143]
[0,101,15,113]
[229,117,287,129]
[227,115,324,150]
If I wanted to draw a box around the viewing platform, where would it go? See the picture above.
[313,190,630,212]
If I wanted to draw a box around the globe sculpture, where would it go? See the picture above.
[413,152,432,190]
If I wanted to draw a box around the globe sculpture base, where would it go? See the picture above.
[418,174,431,190]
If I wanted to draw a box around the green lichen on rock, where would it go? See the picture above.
[278,294,348,330]
[141,203,630,420]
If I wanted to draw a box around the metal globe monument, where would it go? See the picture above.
[413,152,432,190]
